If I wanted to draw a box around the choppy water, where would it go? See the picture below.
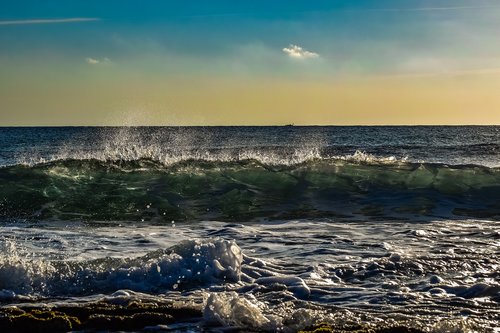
[0,126,499,332]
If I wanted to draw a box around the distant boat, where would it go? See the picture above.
[285,123,294,127]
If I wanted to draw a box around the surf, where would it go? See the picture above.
[1,155,499,222]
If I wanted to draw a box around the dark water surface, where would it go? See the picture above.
[0,127,499,332]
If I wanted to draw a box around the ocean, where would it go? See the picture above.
[0,126,499,332]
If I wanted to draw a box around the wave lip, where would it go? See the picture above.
[10,148,413,169]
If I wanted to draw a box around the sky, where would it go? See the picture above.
[1,0,500,125]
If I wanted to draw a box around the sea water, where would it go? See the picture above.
[0,126,498,332]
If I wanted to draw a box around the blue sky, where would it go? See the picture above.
[2,0,499,75]
[1,1,500,125]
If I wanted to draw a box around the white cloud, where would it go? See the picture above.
[85,57,111,65]
[0,18,99,26]
[283,44,319,59]
[85,57,100,65]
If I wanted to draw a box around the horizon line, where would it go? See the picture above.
[1,125,499,128]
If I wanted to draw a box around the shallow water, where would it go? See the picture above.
[0,126,499,332]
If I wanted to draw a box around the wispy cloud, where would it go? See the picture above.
[85,57,111,65]
[283,44,319,59]
[0,18,100,26]
[176,5,500,19]
[357,5,500,13]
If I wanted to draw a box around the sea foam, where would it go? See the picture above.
[0,239,242,297]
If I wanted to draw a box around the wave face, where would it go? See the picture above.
[1,157,499,222]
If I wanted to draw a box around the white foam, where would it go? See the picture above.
[335,150,408,164]
[0,239,243,296]
[16,147,325,168]
[255,276,311,298]
[431,318,485,333]
[204,292,274,330]
[202,291,354,332]
[0,240,56,294]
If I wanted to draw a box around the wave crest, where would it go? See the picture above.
[15,147,411,168]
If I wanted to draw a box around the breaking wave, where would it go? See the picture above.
[0,238,242,297]
[1,155,499,221]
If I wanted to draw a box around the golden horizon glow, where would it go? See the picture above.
[1,73,500,126]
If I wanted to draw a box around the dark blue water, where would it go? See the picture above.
[0,126,499,332]
[1,126,500,167]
